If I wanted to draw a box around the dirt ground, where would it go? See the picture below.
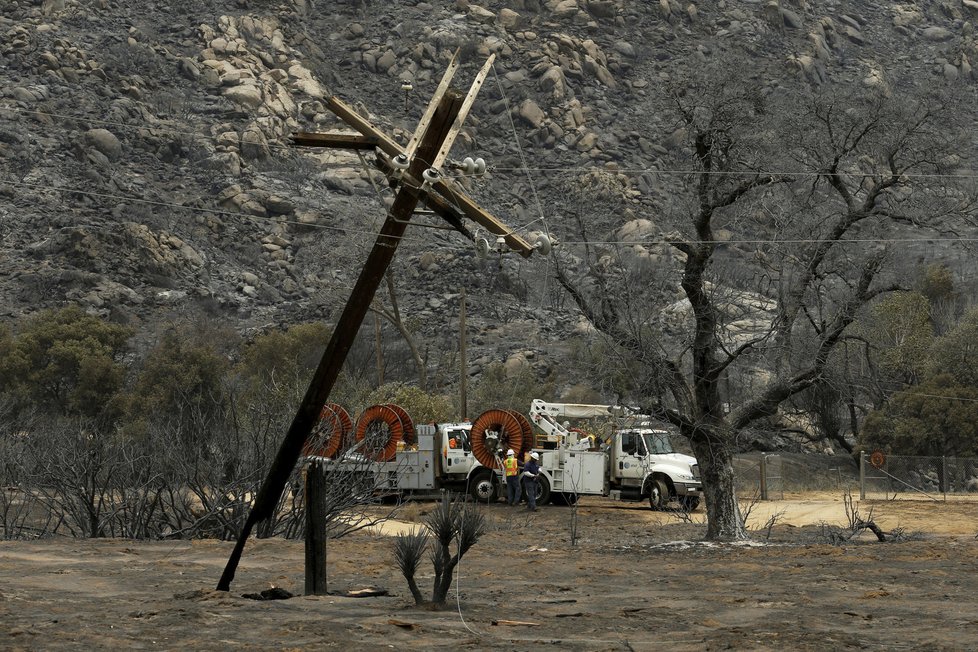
[2,492,977,651]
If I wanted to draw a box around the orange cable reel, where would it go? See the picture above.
[469,409,523,469]
[505,409,535,457]
[384,403,416,446]
[303,403,353,458]
[355,404,410,462]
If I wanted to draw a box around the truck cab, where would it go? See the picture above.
[438,422,476,480]
[608,428,702,510]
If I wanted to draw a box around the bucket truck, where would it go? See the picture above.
[525,399,703,510]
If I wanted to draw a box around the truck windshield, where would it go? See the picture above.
[642,431,674,455]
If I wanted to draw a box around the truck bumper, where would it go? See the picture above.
[673,482,703,497]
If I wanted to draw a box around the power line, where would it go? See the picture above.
[8,104,978,180]
[489,63,547,233]
[6,177,978,249]
[2,178,435,244]
[5,101,978,250]
[882,391,978,405]
[10,175,978,404]
[487,167,978,179]
[560,235,978,245]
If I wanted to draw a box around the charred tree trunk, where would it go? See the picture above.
[689,427,746,540]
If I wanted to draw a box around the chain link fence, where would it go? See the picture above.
[859,452,978,501]
[734,453,860,499]
[733,454,783,500]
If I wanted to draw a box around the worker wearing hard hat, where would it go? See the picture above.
[504,449,521,506]
[522,451,541,512]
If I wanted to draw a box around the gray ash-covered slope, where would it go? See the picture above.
[1,0,975,376]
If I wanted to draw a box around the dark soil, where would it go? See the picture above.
[2,496,975,650]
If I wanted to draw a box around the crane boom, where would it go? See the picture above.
[528,399,639,446]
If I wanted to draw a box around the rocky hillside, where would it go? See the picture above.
[2,0,976,394]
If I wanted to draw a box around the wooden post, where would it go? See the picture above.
[759,454,768,501]
[218,90,465,592]
[942,455,948,501]
[459,287,467,420]
[304,460,328,595]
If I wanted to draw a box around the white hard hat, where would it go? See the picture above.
[530,452,539,460]
[506,449,515,456]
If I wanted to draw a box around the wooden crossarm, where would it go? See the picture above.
[432,177,534,257]
[325,96,404,158]
[291,132,379,149]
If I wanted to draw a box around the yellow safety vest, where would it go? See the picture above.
[504,456,518,476]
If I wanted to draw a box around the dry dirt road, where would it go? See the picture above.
[1,493,976,651]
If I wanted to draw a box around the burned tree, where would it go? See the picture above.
[551,65,972,540]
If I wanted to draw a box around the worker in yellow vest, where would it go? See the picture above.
[504,448,521,506]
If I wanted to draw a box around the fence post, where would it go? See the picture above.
[859,450,865,500]
[305,459,328,595]
[941,455,951,502]
[759,455,768,501]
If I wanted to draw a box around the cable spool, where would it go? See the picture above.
[469,409,524,469]
[355,404,410,462]
[384,403,416,446]
[505,409,534,456]
[303,404,353,458]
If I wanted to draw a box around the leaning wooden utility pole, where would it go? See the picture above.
[217,51,545,591]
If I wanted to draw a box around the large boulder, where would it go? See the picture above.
[223,84,264,108]
[519,99,547,127]
[84,129,122,161]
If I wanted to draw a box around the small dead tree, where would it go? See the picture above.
[393,492,487,606]
[0,408,53,540]
[567,495,580,546]
[816,488,892,544]
[840,487,886,542]
[27,418,158,538]
[737,488,786,539]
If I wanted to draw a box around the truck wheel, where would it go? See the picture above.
[648,479,669,510]
[679,496,700,512]
[535,476,552,506]
[469,474,498,503]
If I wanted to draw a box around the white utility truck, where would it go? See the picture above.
[326,418,509,502]
[377,421,502,500]
[525,400,703,510]
[321,402,701,510]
